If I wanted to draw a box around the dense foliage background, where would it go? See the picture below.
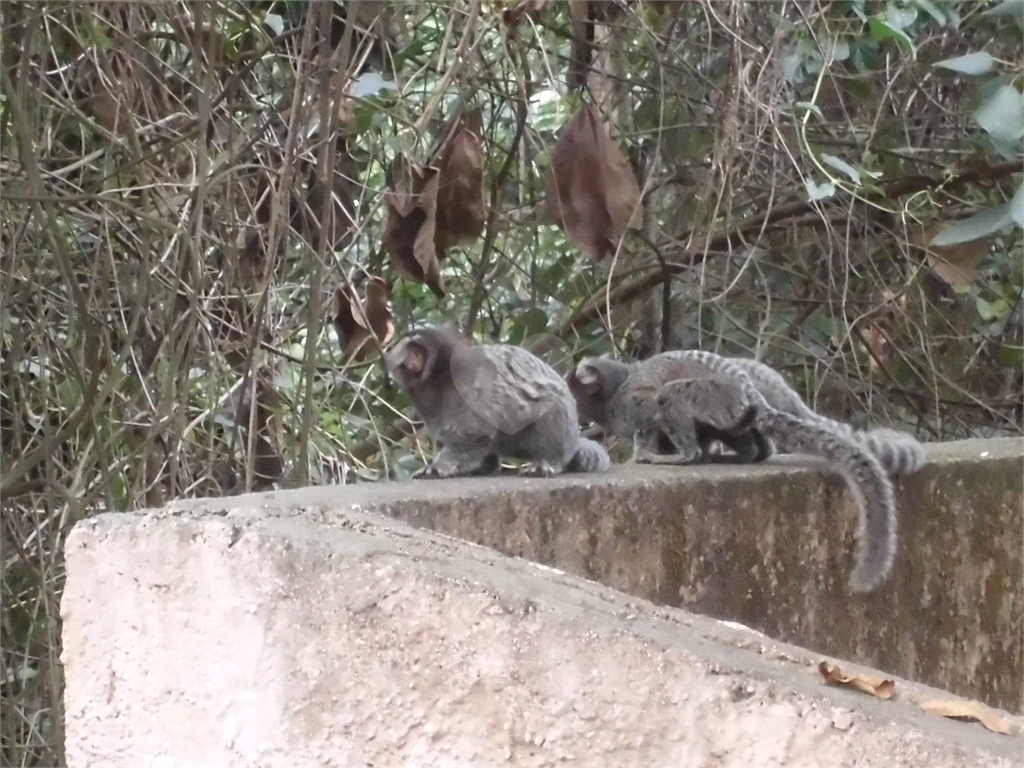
[2,1,1021,764]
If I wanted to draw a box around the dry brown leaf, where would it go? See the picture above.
[80,50,135,134]
[915,222,987,292]
[383,157,445,298]
[545,103,642,260]
[433,109,486,258]
[858,325,891,373]
[920,699,1012,735]
[228,369,284,493]
[333,276,395,363]
[817,661,895,700]
[294,138,358,253]
[501,0,546,28]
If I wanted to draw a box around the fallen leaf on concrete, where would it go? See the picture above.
[383,156,445,298]
[333,276,395,363]
[920,699,1012,735]
[545,103,642,260]
[817,661,895,700]
[432,109,486,258]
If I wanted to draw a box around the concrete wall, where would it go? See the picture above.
[375,438,1024,713]
[62,500,1021,768]
[151,437,1021,712]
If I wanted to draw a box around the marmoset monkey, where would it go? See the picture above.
[711,354,925,476]
[388,326,610,478]
[569,350,915,592]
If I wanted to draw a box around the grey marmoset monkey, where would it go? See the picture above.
[710,354,925,476]
[568,350,914,591]
[387,326,610,479]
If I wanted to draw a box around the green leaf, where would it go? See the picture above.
[394,38,426,69]
[913,0,946,25]
[263,13,284,36]
[934,51,994,75]
[930,203,1013,246]
[821,153,862,183]
[981,0,1024,17]
[885,4,918,29]
[850,39,882,72]
[973,85,1024,143]
[976,295,1009,322]
[824,38,851,62]
[868,17,917,59]
[805,179,836,201]
[999,344,1024,367]
[1010,181,1024,229]
[793,101,824,120]
[350,72,397,99]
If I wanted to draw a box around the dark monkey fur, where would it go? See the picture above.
[388,326,610,479]
[569,350,924,592]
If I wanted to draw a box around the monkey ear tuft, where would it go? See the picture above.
[574,359,602,388]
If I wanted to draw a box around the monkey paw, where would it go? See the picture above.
[412,465,446,480]
[636,451,702,466]
[519,461,559,478]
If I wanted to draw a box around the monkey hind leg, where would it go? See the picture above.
[633,428,703,465]
[651,377,754,465]
[698,421,774,464]
[415,445,499,479]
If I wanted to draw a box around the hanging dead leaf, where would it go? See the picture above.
[914,222,987,292]
[857,325,891,374]
[501,0,546,29]
[296,162,356,252]
[545,103,642,260]
[383,156,446,298]
[291,137,358,253]
[433,109,486,258]
[333,276,396,363]
[920,699,1013,735]
[79,50,135,134]
[817,661,895,700]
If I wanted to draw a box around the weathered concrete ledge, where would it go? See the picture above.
[63,501,1021,767]
[159,436,1023,713]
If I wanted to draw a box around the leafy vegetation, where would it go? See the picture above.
[1,1,1021,763]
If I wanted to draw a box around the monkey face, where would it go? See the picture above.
[568,360,608,424]
[387,326,465,390]
[386,336,430,385]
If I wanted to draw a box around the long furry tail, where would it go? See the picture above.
[859,428,926,475]
[791,412,925,476]
[566,437,611,473]
[756,408,897,592]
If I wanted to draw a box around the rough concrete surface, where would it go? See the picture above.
[163,437,1024,713]
[63,502,1022,768]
